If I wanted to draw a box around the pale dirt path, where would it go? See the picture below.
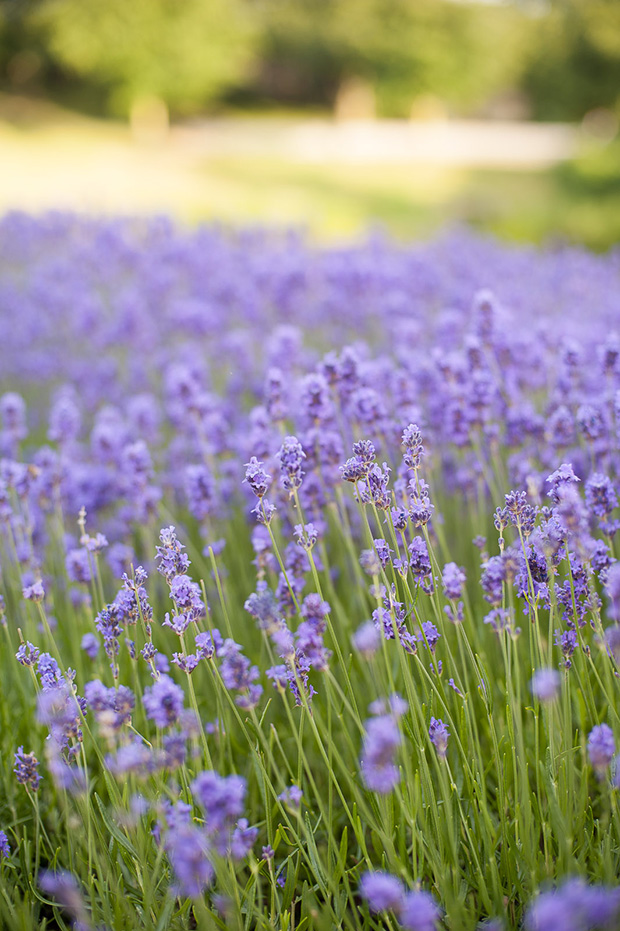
[0,101,578,226]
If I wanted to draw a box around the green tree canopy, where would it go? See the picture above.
[255,0,530,116]
[32,0,256,115]
[523,0,620,120]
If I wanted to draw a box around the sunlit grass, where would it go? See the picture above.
[0,96,618,247]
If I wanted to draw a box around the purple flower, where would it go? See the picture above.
[429,717,449,760]
[361,714,402,793]
[170,574,203,615]
[585,473,618,519]
[191,771,248,854]
[230,819,258,859]
[555,628,577,668]
[606,626,620,662]
[39,870,87,925]
[37,685,83,750]
[340,456,367,483]
[502,490,538,537]
[65,548,91,584]
[442,562,466,601]
[547,463,580,504]
[400,890,441,931]
[359,871,404,913]
[252,497,276,525]
[402,423,424,470]
[588,724,615,774]
[419,622,440,653]
[185,463,214,521]
[195,629,222,659]
[244,456,271,498]
[106,740,153,777]
[155,526,190,583]
[81,632,99,659]
[94,605,123,671]
[171,652,203,674]
[143,675,184,728]
[166,825,214,898]
[16,641,40,667]
[115,568,153,628]
[374,539,392,569]
[277,435,306,495]
[48,391,81,444]
[36,652,65,690]
[14,747,41,791]
[352,621,381,657]
[530,668,561,702]
[245,586,281,633]
[85,679,134,732]
[278,785,303,809]
[605,563,620,621]
[368,694,408,718]
[23,580,45,602]
[81,532,108,554]
[481,555,506,608]
[296,593,330,671]
[164,574,204,633]
[163,734,187,770]
[154,652,170,674]
[1,392,27,446]
[0,831,9,858]
[525,878,620,931]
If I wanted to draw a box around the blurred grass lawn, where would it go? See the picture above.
[1,97,618,249]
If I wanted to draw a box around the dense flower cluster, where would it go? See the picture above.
[2,215,620,929]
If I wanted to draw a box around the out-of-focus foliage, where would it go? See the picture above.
[0,0,619,120]
[255,0,530,116]
[524,0,620,120]
[6,0,256,115]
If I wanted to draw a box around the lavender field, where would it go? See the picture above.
[1,211,620,930]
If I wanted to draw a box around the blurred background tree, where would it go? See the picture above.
[0,0,619,123]
[1,0,256,117]
[1,0,620,250]
[252,0,530,118]
[524,0,620,120]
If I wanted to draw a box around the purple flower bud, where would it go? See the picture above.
[352,621,381,657]
[16,641,40,667]
[143,675,184,729]
[23,580,45,602]
[359,871,404,913]
[402,423,424,470]
[244,456,271,498]
[442,562,466,601]
[81,632,99,660]
[278,785,302,809]
[429,717,449,760]
[39,868,89,928]
[400,889,441,931]
[14,747,41,791]
[530,668,561,702]
[65,548,91,584]
[277,435,306,496]
[166,825,214,898]
[361,713,402,793]
[588,724,615,773]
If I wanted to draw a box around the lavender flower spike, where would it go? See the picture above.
[588,724,615,775]
[429,717,449,760]
[277,436,305,496]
